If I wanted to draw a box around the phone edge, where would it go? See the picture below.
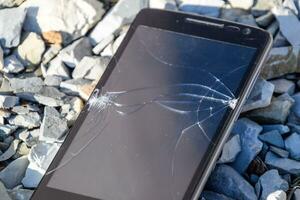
[191,33,273,200]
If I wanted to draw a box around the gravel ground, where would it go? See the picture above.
[0,0,299,200]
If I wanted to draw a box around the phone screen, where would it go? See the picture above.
[46,25,257,200]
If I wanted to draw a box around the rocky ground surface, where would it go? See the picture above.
[0,0,300,200]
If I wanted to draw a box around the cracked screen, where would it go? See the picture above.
[47,26,256,200]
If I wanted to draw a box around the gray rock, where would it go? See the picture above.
[273,31,289,48]
[285,133,300,160]
[46,57,71,80]
[256,12,274,27]
[242,79,274,113]
[294,189,300,200]
[90,0,148,45]
[8,188,34,200]
[21,162,44,188]
[0,7,27,48]
[149,0,177,10]
[0,95,19,109]
[269,146,289,158]
[270,79,295,95]
[0,0,25,8]
[21,0,105,43]
[3,55,24,74]
[58,37,92,68]
[72,56,110,80]
[267,21,279,37]
[265,151,300,175]
[0,181,11,200]
[237,14,257,26]
[15,142,30,158]
[17,86,65,107]
[178,0,225,17]
[247,94,294,124]
[218,135,241,164]
[228,0,253,10]
[262,124,290,135]
[40,106,68,143]
[0,45,3,70]
[231,118,263,173]
[15,32,46,67]
[22,143,60,188]
[8,112,41,129]
[12,104,39,115]
[17,129,39,147]
[61,96,84,126]
[261,47,300,80]
[0,156,29,189]
[288,123,300,135]
[0,139,19,161]
[206,164,257,200]
[60,78,93,100]
[259,130,285,148]
[290,93,300,121]
[272,7,300,47]
[0,124,18,139]
[201,191,234,200]
[44,75,62,87]
[9,77,44,94]
[255,170,288,200]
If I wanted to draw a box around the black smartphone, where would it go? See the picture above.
[31,9,272,200]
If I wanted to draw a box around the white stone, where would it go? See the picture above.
[0,7,27,48]
[0,0,25,8]
[21,0,105,42]
[3,55,24,74]
[16,32,46,67]
[89,0,148,45]
[149,0,177,10]
[46,57,71,80]
[266,190,286,200]
[72,56,110,80]
[92,34,114,55]
[228,0,254,10]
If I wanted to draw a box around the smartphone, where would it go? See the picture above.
[31,9,272,200]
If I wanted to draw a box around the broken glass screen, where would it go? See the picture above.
[47,25,257,200]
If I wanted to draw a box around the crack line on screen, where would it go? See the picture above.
[45,37,247,199]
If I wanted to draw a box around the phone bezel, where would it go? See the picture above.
[31,9,272,200]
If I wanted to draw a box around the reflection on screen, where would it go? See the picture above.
[47,26,256,200]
